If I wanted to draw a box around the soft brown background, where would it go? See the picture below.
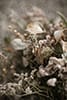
[0,0,67,17]
[0,0,67,45]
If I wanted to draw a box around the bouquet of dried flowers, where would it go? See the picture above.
[0,7,67,100]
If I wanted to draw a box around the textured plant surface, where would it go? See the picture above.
[0,7,67,100]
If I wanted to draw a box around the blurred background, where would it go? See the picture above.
[0,0,67,17]
[0,0,67,46]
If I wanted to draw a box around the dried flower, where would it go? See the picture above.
[25,87,32,94]
[54,30,63,42]
[11,38,30,50]
[47,78,57,87]
[61,40,67,52]
[37,66,49,77]
[26,22,44,34]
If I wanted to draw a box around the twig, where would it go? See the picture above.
[16,92,49,98]
[57,11,67,26]
[25,80,43,93]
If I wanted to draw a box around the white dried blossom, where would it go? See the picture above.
[46,35,51,41]
[47,78,57,87]
[25,87,32,94]
[62,52,67,63]
[11,38,29,50]
[54,30,63,41]
[55,64,61,69]
[18,80,22,86]
[49,57,65,66]
[38,66,49,77]
[26,22,44,34]
[61,40,67,52]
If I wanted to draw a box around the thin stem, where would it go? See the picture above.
[57,11,67,26]
[16,92,49,98]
